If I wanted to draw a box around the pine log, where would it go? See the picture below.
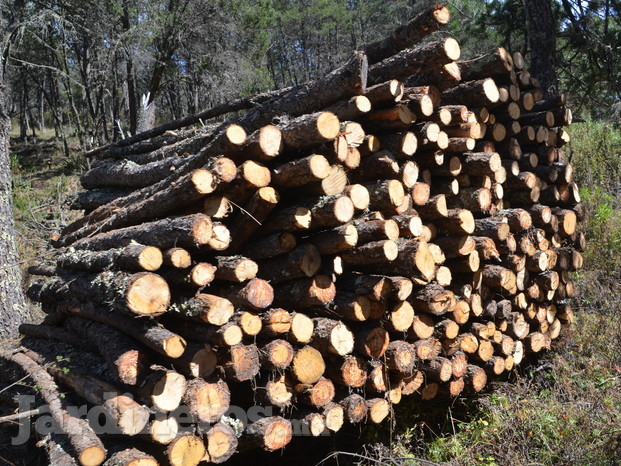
[369,37,460,85]
[184,378,230,423]
[474,217,510,241]
[363,79,404,104]
[80,156,189,190]
[291,345,326,384]
[69,214,213,252]
[0,349,107,466]
[336,273,392,302]
[406,60,462,91]
[223,344,261,382]
[280,112,340,151]
[272,155,330,187]
[433,208,475,234]
[166,434,206,466]
[310,318,355,356]
[411,283,453,315]
[325,95,372,120]
[295,377,335,408]
[30,271,170,317]
[56,244,162,273]
[213,278,274,311]
[63,317,148,386]
[321,402,345,432]
[69,187,133,212]
[23,349,150,437]
[362,105,415,131]
[340,239,399,265]
[289,312,315,344]
[204,422,239,464]
[253,373,293,408]
[260,340,295,371]
[383,340,416,373]
[103,449,157,466]
[364,4,450,63]
[367,238,436,282]
[237,124,283,162]
[457,47,513,81]
[162,248,192,269]
[58,164,228,247]
[397,369,424,395]
[159,262,217,288]
[258,244,321,283]
[442,78,499,106]
[226,186,280,252]
[339,393,368,423]
[326,354,368,388]
[61,304,185,359]
[169,294,234,326]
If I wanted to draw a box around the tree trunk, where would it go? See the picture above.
[524,0,558,97]
[0,40,32,338]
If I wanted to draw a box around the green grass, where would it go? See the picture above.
[8,135,83,272]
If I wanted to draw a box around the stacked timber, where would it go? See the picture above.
[6,4,583,465]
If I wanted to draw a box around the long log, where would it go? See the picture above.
[58,159,233,246]
[64,317,149,386]
[364,4,451,64]
[62,304,186,358]
[369,37,460,85]
[0,349,107,466]
[29,271,170,317]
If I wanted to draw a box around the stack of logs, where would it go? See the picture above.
[6,4,583,465]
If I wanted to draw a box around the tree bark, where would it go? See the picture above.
[0,9,33,337]
[524,0,558,97]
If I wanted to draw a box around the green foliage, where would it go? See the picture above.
[569,119,621,189]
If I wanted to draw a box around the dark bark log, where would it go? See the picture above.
[69,188,133,212]
[104,448,157,466]
[58,167,222,247]
[62,303,186,358]
[64,317,149,386]
[364,4,450,64]
[369,37,460,85]
[69,214,213,252]
[0,349,106,465]
[57,243,163,272]
[29,270,170,317]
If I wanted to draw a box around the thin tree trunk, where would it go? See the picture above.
[524,0,558,97]
[122,1,138,136]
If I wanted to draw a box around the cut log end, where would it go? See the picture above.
[318,111,341,140]
[444,37,461,61]
[191,170,216,195]
[225,124,247,146]
[79,447,107,466]
[127,272,171,316]
[292,345,326,384]
[167,435,206,466]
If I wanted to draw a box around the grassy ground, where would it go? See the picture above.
[5,120,621,465]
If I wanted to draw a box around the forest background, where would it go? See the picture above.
[1,0,621,464]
